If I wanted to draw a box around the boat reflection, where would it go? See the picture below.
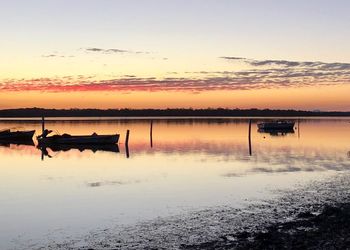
[38,144,120,159]
[0,138,35,147]
[258,128,295,136]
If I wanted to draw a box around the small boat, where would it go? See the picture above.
[257,120,295,130]
[37,131,119,145]
[0,129,35,140]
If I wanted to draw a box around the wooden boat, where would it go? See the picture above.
[257,120,295,130]
[37,133,120,145]
[0,129,35,140]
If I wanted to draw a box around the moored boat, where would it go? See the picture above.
[257,120,295,130]
[0,129,35,140]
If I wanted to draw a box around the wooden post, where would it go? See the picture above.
[248,119,252,156]
[150,120,153,148]
[298,118,300,139]
[125,130,130,158]
[125,129,130,145]
[41,116,45,134]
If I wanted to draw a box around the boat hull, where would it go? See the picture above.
[257,122,295,130]
[38,134,120,145]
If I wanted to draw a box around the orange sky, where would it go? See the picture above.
[1,1,350,111]
[1,84,349,111]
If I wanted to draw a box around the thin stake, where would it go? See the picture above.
[125,129,130,145]
[125,130,130,158]
[248,119,252,156]
[150,120,153,148]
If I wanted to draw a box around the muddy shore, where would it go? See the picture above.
[182,203,350,249]
[31,172,350,250]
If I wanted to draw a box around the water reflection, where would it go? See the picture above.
[0,118,348,172]
[257,128,295,136]
[39,144,120,158]
[0,118,349,249]
[0,138,35,147]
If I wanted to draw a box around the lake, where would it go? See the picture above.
[0,117,349,249]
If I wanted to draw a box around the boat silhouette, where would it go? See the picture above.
[0,129,35,140]
[37,130,120,145]
[257,120,295,130]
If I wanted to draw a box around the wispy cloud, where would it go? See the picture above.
[86,179,142,187]
[84,47,149,55]
[219,56,247,60]
[221,56,350,70]
[41,54,75,58]
[1,57,349,92]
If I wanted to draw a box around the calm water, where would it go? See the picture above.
[0,117,349,249]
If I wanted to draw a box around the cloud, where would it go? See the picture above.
[219,56,247,60]
[42,54,58,58]
[86,180,142,187]
[1,57,350,92]
[41,54,75,58]
[221,56,350,70]
[84,47,149,55]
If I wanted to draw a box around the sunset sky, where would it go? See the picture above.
[1,0,349,110]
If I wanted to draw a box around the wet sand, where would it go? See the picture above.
[183,204,350,249]
[32,171,350,250]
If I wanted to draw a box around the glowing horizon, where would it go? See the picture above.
[1,0,350,111]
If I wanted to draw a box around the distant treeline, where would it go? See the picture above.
[0,108,349,117]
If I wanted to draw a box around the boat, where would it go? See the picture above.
[257,120,295,130]
[0,129,35,140]
[37,131,119,145]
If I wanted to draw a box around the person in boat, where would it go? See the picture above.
[37,129,53,139]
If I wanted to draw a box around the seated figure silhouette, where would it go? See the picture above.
[37,129,53,139]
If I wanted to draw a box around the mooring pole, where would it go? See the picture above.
[125,130,130,158]
[41,116,45,134]
[150,120,153,148]
[298,118,300,139]
[248,119,252,156]
[125,129,130,145]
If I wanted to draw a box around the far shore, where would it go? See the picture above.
[0,108,350,118]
